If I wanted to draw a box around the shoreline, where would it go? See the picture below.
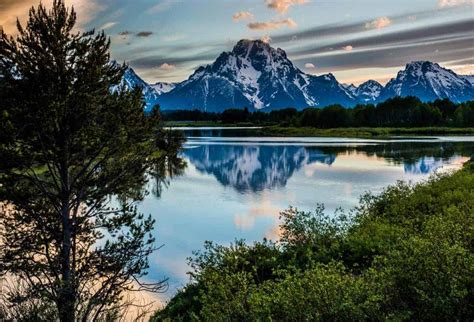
[164,123,474,138]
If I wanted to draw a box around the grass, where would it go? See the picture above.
[163,121,257,127]
[256,126,474,138]
[163,121,474,138]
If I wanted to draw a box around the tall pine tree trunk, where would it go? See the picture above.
[58,160,75,322]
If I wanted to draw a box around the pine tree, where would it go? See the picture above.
[0,1,182,320]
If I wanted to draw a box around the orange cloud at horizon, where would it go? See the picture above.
[0,0,105,35]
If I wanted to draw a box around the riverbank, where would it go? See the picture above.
[164,121,256,127]
[153,159,474,320]
[164,122,474,138]
[259,126,474,138]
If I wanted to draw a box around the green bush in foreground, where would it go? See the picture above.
[153,161,474,321]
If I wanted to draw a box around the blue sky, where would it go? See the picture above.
[1,0,473,84]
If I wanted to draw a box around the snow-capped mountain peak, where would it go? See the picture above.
[116,43,474,111]
[356,80,383,103]
[463,74,474,86]
[157,39,356,111]
[151,82,176,95]
[121,67,160,110]
[342,83,357,94]
[382,61,474,103]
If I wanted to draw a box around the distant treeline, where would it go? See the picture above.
[162,97,474,127]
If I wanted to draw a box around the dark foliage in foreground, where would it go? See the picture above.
[153,161,474,321]
[0,1,184,321]
[163,97,474,128]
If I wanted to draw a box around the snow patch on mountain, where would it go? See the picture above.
[117,44,474,111]
[463,75,474,85]
[151,82,176,95]
[382,61,474,103]
[355,80,383,103]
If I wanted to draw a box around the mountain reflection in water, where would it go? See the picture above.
[182,145,336,192]
[139,134,473,299]
[181,140,473,192]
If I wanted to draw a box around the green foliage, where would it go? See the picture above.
[153,161,474,321]
[260,126,474,138]
[0,1,184,320]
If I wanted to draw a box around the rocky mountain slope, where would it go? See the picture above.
[120,40,474,111]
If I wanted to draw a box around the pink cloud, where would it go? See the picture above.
[438,0,474,7]
[266,0,308,13]
[158,63,176,71]
[233,11,254,22]
[248,18,297,30]
[365,17,392,30]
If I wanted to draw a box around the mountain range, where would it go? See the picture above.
[122,39,474,112]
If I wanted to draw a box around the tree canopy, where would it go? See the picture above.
[0,1,184,320]
[163,97,474,128]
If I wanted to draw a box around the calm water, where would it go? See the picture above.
[138,129,474,297]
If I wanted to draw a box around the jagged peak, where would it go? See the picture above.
[359,80,383,88]
[119,39,474,111]
[404,61,444,72]
[231,39,288,60]
[319,73,338,82]
[233,39,271,54]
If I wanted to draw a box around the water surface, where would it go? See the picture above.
[139,129,473,297]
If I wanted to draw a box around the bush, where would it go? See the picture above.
[153,161,474,320]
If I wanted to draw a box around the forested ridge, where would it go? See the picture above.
[163,96,474,128]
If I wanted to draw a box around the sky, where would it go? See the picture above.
[1,0,473,85]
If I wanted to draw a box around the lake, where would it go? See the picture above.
[138,129,474,298]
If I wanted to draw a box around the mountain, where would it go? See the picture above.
[151,82,176,95]
[381,61,474,103]
[342,83,357,96]
[120,66,160,110]
[157,39,355,111]
[354,80,384,103]
[118,41,474,111]
[463,75,474,86]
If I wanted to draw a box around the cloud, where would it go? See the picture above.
[261,35,272,43]
[285,18,474,78]
[136,31,153,37]
[343,45,353,51]
[365,17,392,30]
[291,19,474,58]
[100,21,117,30]
[158,63,176,71]
[266,0,308,13]
[0,0,106,34]
[248,18,297,30]
[438,0,474,7]
[305,63,316,69]
[147,0,176,14]
[161,33,187,42]
[70,0,105,28]
[118,31,131,36]
[233,11,254,22]
[294,38,474,76]
[270,9,447,45]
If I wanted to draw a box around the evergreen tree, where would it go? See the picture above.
[0,1,182,320]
